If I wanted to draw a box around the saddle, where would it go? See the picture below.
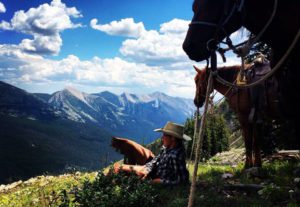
[242,56,280,123]
[111,137,155,165]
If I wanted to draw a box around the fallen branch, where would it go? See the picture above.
[223,183,263,192]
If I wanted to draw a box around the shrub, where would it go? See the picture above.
[59,169,158,207]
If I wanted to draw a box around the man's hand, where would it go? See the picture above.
[151,178,161,184]
[113,162,122,173]
[133,165,149,179]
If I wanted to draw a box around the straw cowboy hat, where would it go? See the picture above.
[154,121,192,141]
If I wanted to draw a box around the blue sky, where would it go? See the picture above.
[0,0,242,98]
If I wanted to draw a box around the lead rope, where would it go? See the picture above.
[188,72,214,207]
[188,108,200,165]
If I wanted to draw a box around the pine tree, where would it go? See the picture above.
[184,110,230,161]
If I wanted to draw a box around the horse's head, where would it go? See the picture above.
[194,65,210,108]
[183,0,243,62]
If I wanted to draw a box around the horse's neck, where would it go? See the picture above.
[244,0,299,54]
[213,80,232,98]
[212,68,237,97]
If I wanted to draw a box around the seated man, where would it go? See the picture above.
[112,121,191,185]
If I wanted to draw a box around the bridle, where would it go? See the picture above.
[194,69,213,106]
[189,0,245,53]
[188,0,295,90]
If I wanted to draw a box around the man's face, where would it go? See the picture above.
[162,134,173,148]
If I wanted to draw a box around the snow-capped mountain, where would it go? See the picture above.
[0,80,195,142]
[45,87,195,141]
[0,81,195,183]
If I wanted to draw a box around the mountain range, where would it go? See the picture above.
[0,81,195,184]
[38,86,195,141]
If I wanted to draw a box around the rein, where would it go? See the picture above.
[216,28,300,89]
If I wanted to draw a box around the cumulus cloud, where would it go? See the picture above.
[90,18,146,38]
[0,44,196,98]
[90,18,192,66]
[119,19,191,66]
[90,17,237,68]
[0,0,82,55]
[159,18,189,34]
[0,2,5,13]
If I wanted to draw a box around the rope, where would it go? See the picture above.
[188,72,213,207]
[189,108,200,163]
[238,0,278,57]
[216,28,300,89]
[229,135,243,148]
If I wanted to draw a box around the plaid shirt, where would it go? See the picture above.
[145,145,189,185]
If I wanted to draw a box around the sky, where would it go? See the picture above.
[0,0,244,98]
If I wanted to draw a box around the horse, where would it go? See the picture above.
[183,0,300,137]
[194,65,281,168]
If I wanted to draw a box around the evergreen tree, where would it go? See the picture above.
[184,109,230,161]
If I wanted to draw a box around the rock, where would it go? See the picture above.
[0,185,5,192]
[221,173,234,179]
[7,180,23,190]
[257,189,264,196]
[294,178,300,188]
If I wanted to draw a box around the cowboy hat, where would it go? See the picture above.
[154,121,192,141]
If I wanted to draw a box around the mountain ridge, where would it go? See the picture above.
[0,80,195,184]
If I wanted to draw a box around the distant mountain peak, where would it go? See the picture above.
[120,92,140,103]
[150,91,168,98]
[98,91,117,96]
[63,86,91,105]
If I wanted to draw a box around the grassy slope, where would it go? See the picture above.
[1,149,299,207]
[0,115,119,184]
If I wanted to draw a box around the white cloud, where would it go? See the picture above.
[0,0,82,55]
[0,21,10,30]
[159,18,189,34]
[20,34,62,55]
[226,27,250,45]
[90,18,146,38]
[119,19,191,66]
[90,18,192,66]
[0,15,245,99]
[0,44,196,98]
[0,2,5,13]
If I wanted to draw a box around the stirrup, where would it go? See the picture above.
[237,70,247,85]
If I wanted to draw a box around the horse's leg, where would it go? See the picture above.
[239,117,253,168]
[245,125,254,168]
[252,123,262,167]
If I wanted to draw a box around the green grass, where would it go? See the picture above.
[0,173,96,207]
[1,159,299,207]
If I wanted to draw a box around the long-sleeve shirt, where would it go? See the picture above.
[145,145,189,185]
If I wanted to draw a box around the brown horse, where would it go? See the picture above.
[183,0,300,137]
[194,65,281,168]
